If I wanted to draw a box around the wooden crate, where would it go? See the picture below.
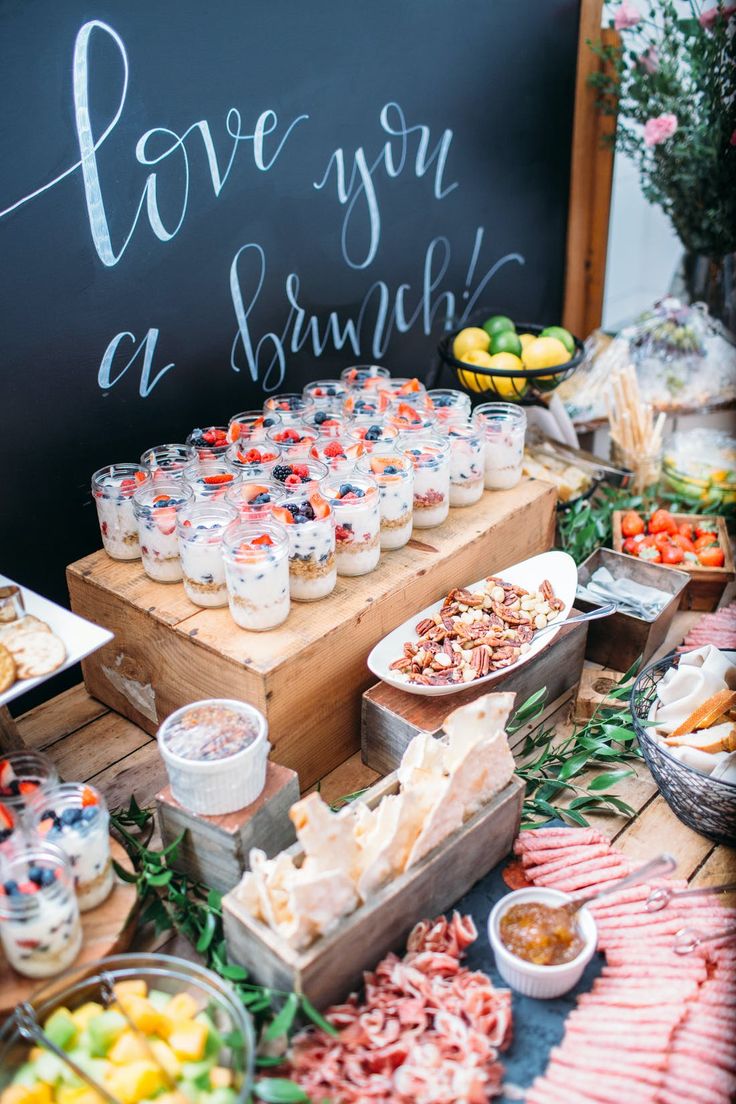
[67,482,555,788]
[222,773,524,1008]
[156,761,300,892]
[611,512,734,612]
[361,610,588,775]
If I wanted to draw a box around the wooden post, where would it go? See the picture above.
[0,705,25,751]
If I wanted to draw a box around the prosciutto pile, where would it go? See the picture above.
[677,600,736,652]
[516,826,736,1104]
[287,912,512,1103]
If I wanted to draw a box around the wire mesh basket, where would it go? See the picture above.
[630,652,736,846]
[437,320,584,403]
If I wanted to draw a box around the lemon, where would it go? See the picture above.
[489,329,522,357]
[521,336,570,371]
[452,327,490,361]
[482,314,515,339]
[486,352,527,400]
[456,348,495,394]
[540,325,575,355]
[519,332,536,351]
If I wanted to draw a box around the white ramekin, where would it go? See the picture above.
[157,699,269,815]
[488,887,598,999]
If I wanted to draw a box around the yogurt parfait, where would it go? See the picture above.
[305,411,347,437]
[0,801,20,858]
[473,403,527,490]
[140,443,197,479]
[177,501,237,607]
[427,389,472,424]
[310,434,365,473]
[226,442,281,479]
[0,751,59,817]
[263,393,315,425]
[0,841,82,978]
[342,392,390,419]
[222,520,291,631]
[384,377,430,411]
[183,459,239,501]
[186,426,230,460]
[341,364,391,388]
[133,480,193,582]
[347,419,399,451]
[398,434,451,528]
[322,476,381,576]
[227,410,282,444]
[30,783,113,912]
[303,379,347,412]
[445,422,485,507]
[270,461,336,601]
[91,464,148,560]
[267,424,319,461]
[225,479,285,520]
[387,403,437,436]
[356,452,414,550]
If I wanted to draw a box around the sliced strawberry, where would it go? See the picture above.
[203,473,233,485]
[245,484,269,501]
[152,494,171,504]
[251,533,274,547]
[272,506,295,525]
[0,762,16,788]
[18,781,39,795]
[310,493,331,519]
[397,378,421,394]
[18,882,39,895]
[134,470,147,485]
[0,804,13,829]
[81,786,99,807]
[182,519,192,528]
[15,938,41,948]
[397,402,421,422]
[119,478,136,492]
[226,423,241,444]
[37,814,54,836]
[335,524,353,542]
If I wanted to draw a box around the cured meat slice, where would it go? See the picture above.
[521,844,613,876]
[513,827,607,853]
[537,861,632,893]
[550,1044,667,1078]
[544,1061,660,1102]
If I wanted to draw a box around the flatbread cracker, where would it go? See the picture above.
[0,643,16,692]
[7,630,67,679]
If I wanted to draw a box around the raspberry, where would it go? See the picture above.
[293,465,309,479]
[285,474,301,487]
[324,441,344,458]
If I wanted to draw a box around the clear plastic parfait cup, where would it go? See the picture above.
[29,782,113,912]
[140,443,197,479]
[226,441,282,479]
[269,460,336,602]
[91,463,148,561]
[427,388,472,423]
[445,421,486,507]
[222,519,291,631]
[302,379,347,411]
[397,433,451,528]
[341,364,391,388]
[0,749,59,816]
[183,459,240,501]
[321,473,381,577]
[473,403,527,490]
[266,423,318,460]
[157,699,270,815]
[0,840,82,978]
[356,451,414,550]
[177,501,237,608]
[186,426,230,460]
[227,409,282,444]
[310,433,365,473]
[263,393,315,424]
[225,479,285,520]
[347,419,399,451]
[133,479,193,583]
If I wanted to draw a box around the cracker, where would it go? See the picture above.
[9,631,67,679]
[0,643,16,693]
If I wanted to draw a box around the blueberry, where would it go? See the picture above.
[252,493,270,505]
[295,514,308,523]
[3,880,19,896]
[326,386,336,396]
[82,807,97,822]
[285,502,300,517]
[314,411,328,425]
[410,449,421,456]
[28,865,45,885]
[61,808,81,827]
[365,426,381,441]
[302,503,315,520]
[353,486,365,497]
[190,428,204,439]
[263,417,276,427]
[384,465,398,474]
[434,395,452,407]
[339,483,352,498]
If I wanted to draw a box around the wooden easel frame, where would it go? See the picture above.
[563,0,618,337]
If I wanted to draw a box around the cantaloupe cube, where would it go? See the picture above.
[71,1003,105,1031]
[149,1039,181,1079]
[108,1030,150,1065]
[167,1020,208,1062]
[165,993,199,1022]
[56,1089,104,1104]
[209,1068,232,1089]
[1,1086,51,1104]
[114,995,161,1035]
[113,980,148,1000]
[104,1061,165,1104]
[153,1094,190,1104]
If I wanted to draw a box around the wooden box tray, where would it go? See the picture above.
[611,511,734,612]
[67,482,555,788]
[222,772,524,1008]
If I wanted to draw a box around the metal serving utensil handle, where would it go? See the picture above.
[15,1003,122,1104]
[648,879,736,913]
[674,924,736,955]
[569,853,678,912]
[534,602,618,640]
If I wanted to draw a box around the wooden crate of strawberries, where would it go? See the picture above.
[612,508,734,612]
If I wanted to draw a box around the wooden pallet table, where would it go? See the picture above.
[67,481,556,788]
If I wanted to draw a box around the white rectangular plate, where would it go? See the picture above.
[367,550,578,696]
[0,574,114,709]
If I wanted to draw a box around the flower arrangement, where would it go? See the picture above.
[589,2,736,259]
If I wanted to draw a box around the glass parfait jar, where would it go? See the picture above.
[28,782,113,911]
[263,393,315,425]
[226,441,281,480]
[321,474,381,577]
[397,433,451,528]
[0,750,59,817]
[225,480,285,521]
[473,403,527,490]
[270,461,336,601]
[222,520,291,631]
[310,434,365,474]
[227,410,282,445]
[383,378,430,411]
[427,389,472,424]
[0,801,21,858]
[341,364,391,388]
[304,411,347,437]
[444,421,485,507]
[266,424,318,461]
[302,379,347,412]
[346,419,399,451]
[133,479,193,583]
[186,426,230,460]
[91,463,148,560]
[356,452,414,550]
[0,840,82,978]
[183,459,240,501]
[140,443,197,479]
[387,406,437,435]
[342,391,390,419]
[177,501,237,608]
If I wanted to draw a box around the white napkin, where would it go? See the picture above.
[525,394,579,449]
[576,566,669,620]
[654,646,736,734]
[711,752,736,784]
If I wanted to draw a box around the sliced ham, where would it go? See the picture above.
[550,1044,666,1079]
[514,827,608,853]
[521,844,613,876]
[545,1061,660,1102]
[538,862,633,893]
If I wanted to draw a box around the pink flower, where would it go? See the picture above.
[700,3,736,28]
[614,1,641,30]
[644,113,678,147]
[637,46,659,74]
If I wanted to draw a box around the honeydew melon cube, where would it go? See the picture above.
[87,1010,127,1057]
[42,1009,77,1051]
[71,1004,105,1032]
[147,990,173,1012]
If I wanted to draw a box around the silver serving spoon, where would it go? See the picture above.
[534,602,618,640]
[674,924,736,955]
[647,880,736,912]
[558,852,678,921]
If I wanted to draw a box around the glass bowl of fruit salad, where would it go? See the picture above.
[0,952,255,1101]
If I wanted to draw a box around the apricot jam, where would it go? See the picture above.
[499,901,585,965]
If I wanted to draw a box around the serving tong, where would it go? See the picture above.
[11,972,177,1104]
[561,853,678,919]
[646,879,736,912]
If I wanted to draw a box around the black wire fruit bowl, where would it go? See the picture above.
[437,320,585,403]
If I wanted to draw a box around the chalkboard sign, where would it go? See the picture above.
[1,0,581,611]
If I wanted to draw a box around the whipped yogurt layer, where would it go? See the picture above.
[325,479,381,577]
[0,852,82,978]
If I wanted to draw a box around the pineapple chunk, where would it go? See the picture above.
[114,995,162,1035]
[57,1089,105,1104]
[210,1069,233,1089]
[165,993,199,1022]
[1,1086,52,1104]
[149,1039,181,1080]
[113,980,148,1000]
[167,1020,208,1062]
[108,1030,150,1065]
[104,1061,165,1104]
[153,1095,190,1104]
[71,1003,105,1031]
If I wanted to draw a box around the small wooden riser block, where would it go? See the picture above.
[572,665,625,724]
[156,761,299,892]
[361,612,588,775]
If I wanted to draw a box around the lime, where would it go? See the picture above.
[489,330,522,357]
[482,315,515,339]
[540,325,575,356]
[452,327,490,361]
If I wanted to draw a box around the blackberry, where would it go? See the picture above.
[272,465,293,483]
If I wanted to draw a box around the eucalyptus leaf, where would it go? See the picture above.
[264,993,299,1041]
[587,769,635,791]
[254,1078,309,1102]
